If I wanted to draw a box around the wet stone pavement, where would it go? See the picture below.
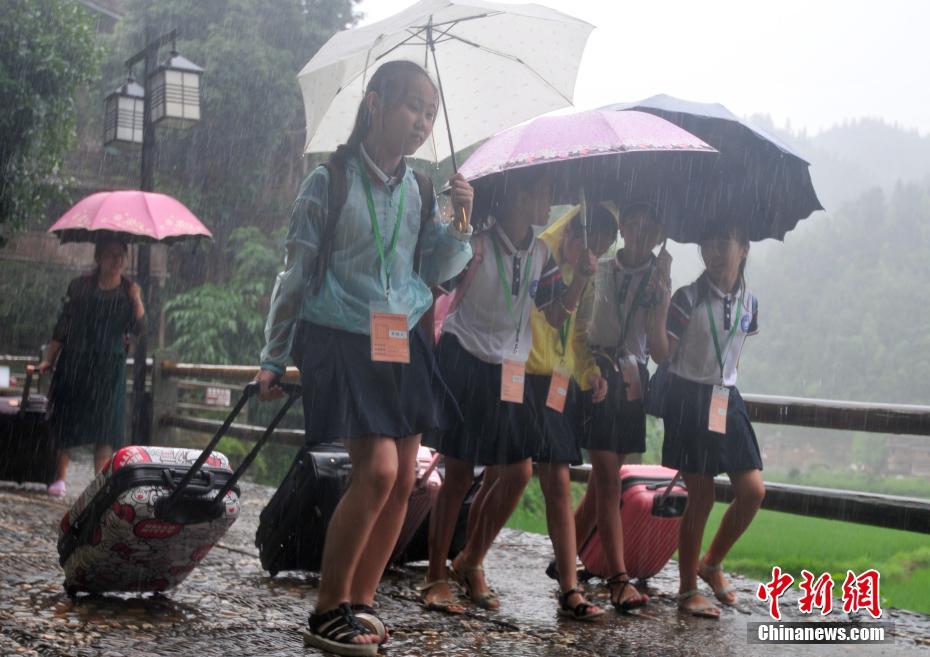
[2,452,929,657]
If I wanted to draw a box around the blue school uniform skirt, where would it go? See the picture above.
[423,332,537,466]
[294,321,456,442]
[660,373,763,477]
[572,353,647,455]
[528,374,582,465]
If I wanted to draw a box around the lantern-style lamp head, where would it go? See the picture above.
[103,76,145,145]
[148,50,203,128]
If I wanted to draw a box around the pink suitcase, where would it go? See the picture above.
[57,382,300,596]
[390,447,441,563]
[578,464,687,580]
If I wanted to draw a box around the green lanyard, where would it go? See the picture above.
[556,314,572,358]
[614,268,653,349]
[359,160,406,297]
[705,297,743,381]
[491,235,534,353]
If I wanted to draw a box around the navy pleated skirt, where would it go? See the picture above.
[527,374,582,465]
[294,321,457,442]
[423,332,537,466]
[572,354,647,455]
[661,373,763,477]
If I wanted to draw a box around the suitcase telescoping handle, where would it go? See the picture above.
[163,381,301,508]
[21,365,36,407]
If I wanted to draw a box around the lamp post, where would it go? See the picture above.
[105,28,202,445]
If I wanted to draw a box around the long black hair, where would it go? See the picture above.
[697,223,750,301]
[330,60,438,168]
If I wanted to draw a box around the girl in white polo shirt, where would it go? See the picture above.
[421,167,598,614]
[651,223,765,620]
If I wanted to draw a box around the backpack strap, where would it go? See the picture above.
[411,169,435,275]
[311,162,349,296]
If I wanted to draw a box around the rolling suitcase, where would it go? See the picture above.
[57,381,300,596]
[0,365,56,485]
[578,465,687,580]
[255,444,441,575]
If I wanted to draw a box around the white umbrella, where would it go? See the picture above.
[298,0,594,166]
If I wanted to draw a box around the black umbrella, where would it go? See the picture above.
[604,94,824,243]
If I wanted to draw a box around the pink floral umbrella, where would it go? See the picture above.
[460,109,716,181]
[459,109,718,218]
[48,190,212,244]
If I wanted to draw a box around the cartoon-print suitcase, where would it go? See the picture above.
[57,382,300,596]
[578,465,688,580]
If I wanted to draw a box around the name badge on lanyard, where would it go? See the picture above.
[492,234,534,404]
[705,296,743,434]
[546,315,572,413]
[370,304,410,363]
[619,355,643,402]
[501,358,526,404]
[361,158,409,363]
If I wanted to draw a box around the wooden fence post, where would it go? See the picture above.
[151,350,178,444]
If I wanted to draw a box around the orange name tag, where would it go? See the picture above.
[501,358,525,404]
[546,367,570,413]
[620,355,643,402]
[370,312,410,363]
[708,385,729,434]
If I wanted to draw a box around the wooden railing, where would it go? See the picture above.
[5,353,929,534]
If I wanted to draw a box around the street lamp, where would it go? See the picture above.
[148,51,203,128]
[108,28,202,445]
[103,76,144,145]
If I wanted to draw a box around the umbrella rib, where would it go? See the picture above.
[372,12,503,61]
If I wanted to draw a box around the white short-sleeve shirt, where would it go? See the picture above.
[667,274,759,386]
[587,252,657,365]
[443,225,559,364]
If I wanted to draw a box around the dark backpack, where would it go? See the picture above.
[311,161,435,295]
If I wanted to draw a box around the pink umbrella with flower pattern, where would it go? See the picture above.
[48,190,212,244]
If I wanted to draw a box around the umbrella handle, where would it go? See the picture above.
[578,187,588,250]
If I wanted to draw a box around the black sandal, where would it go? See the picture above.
[350,604,389,645]
[303,603,379,656]
[607,572,649,612]
[557,587,605,622]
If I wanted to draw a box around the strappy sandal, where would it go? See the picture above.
[350,603,389,644]
[449,562,500,610]
[606,572,649,612]
[416,579,466,615]
[303,603,379,656]
[677,590,721,619]
[698,560,737,605]
[557,587,605,622]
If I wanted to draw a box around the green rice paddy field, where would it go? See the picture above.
[506,481,930,614]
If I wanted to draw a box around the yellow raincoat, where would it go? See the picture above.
[526,205,600,390]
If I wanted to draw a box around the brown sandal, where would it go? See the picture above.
[449,563,500,610]
[416,579,466,615]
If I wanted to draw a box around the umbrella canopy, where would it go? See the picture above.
[48,190,212,245]
[457,109,717,221]
[604,94,824,242]
[298,0,594,163]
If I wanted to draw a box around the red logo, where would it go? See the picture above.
[133,519,183,539]
[111,446,152,471]
[758,568,883,620]
[841,569,883,618]
[798,570,834,615]
[756,566,794,620]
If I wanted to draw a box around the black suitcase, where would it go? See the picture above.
[0,366,56,485]
[255,445,482,574]
[390,469,482,565]
[256,443,352,576]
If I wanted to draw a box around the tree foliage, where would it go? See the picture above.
[164,226,282,364]
[102,0,358,283]
[0,0,100,245]
[739,178,930,405]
